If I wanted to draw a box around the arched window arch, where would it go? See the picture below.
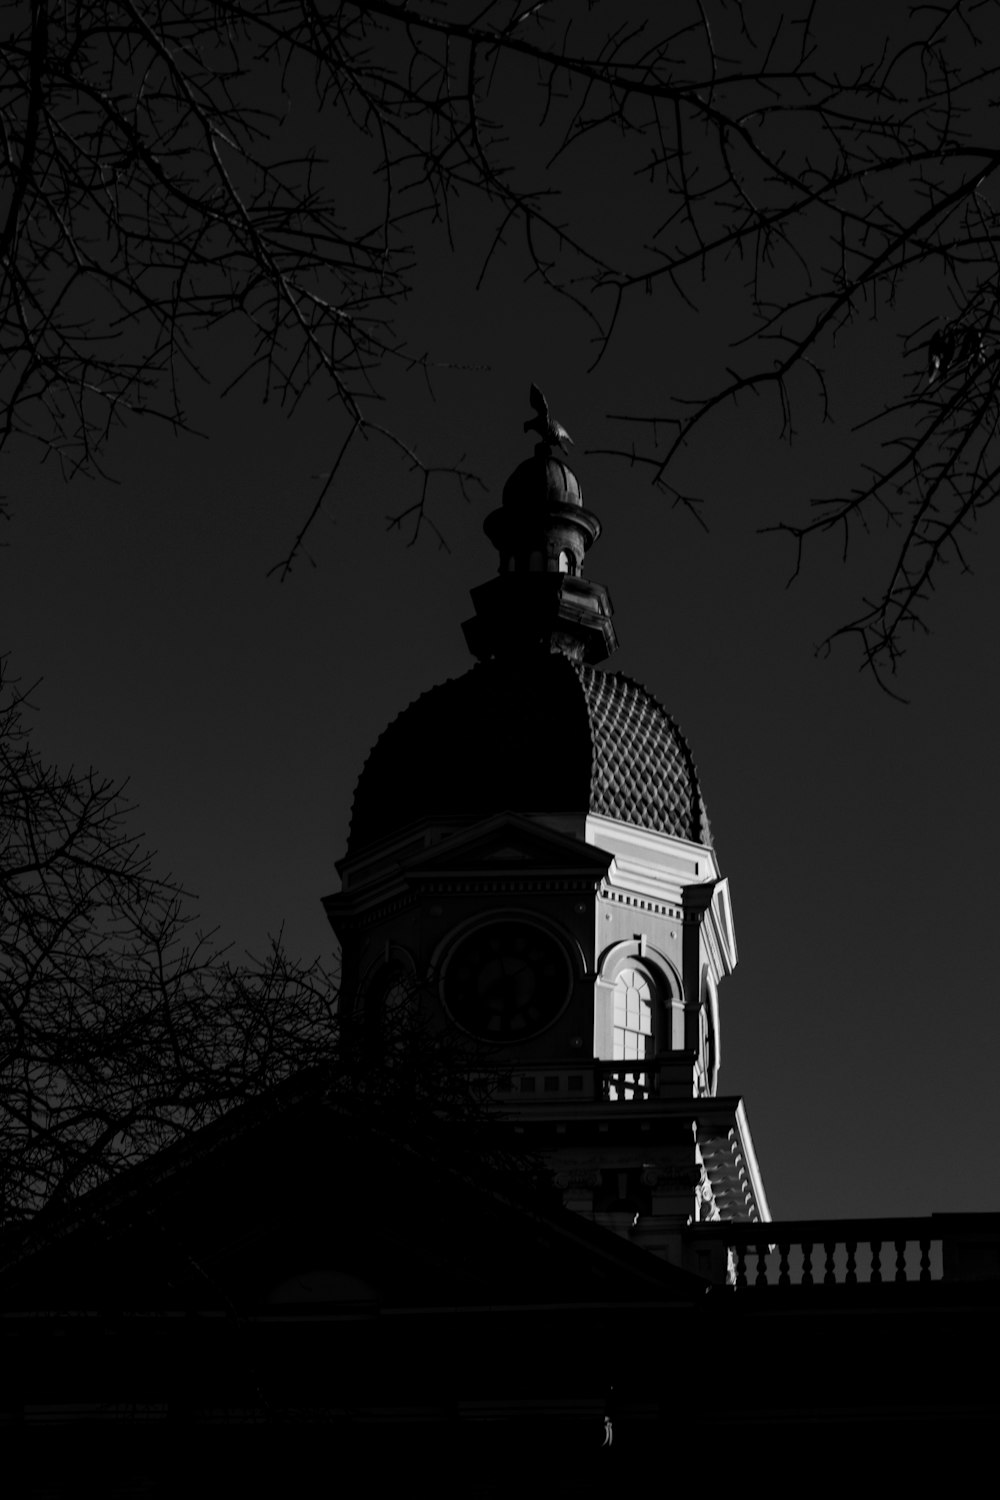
[612,966,654,1062]
[357,948,418,1055]
[381,971,414,1041]
[604,959,668,1101]
[597,942,684,1065]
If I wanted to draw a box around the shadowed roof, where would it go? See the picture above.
[347,652,710,856]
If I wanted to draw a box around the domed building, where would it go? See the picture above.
[4,397,999,1485]
[325,402,769,1261]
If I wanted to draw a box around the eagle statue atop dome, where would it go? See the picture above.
[524,383,574,451]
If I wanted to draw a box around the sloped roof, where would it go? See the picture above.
[0,1065,701,1314]
[347,652,710,856]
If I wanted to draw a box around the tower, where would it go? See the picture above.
[324,392,768,1264]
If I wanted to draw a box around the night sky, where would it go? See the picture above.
[5,3,999,1224]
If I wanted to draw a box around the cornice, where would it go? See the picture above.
[697,1097,770,1225]
[417,875,599,895]
[598,884,684,922]
[586,814,718,878]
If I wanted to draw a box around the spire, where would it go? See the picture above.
[462,387,618,664]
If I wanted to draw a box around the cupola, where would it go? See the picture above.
[462,387,617,664]
[323,386,768,1258]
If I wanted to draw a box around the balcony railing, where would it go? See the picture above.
[493,1058,699,1103]
[599,1062,654,1101]
[687,1215,1000,1288]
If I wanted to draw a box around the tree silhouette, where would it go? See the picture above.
[0,662,339,1225]
[0,663,535,1229]
[4,1,999,689]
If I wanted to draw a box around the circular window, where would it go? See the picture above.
[442,920,573,1042]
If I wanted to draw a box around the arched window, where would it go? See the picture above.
[358,956,418,1058]
[557,549,571,574]
[612,967,653,1062]
[597,945,684,1098]
[381,973,410,1019]
[371,969,414,1048]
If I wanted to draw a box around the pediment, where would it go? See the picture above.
[0,1073,689,1318]
[405,811,612,881]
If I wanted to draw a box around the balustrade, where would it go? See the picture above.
[729,1229,935,1287]
[599,1062,653,1102]
[493,1060,669,1102]
[689,1216,1000,1288]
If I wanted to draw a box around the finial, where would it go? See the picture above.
[523,383,574,452]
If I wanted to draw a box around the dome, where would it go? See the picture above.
[347,653,711,857]
[502,451,583,510]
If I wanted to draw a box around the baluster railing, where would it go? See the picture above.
[845,1240,857,1286]
[801,1242,813,1286]
[894,1239,907,1283]
[754,1242,768,1287]
[823,1240,836,1286]
[599,1062,654,1102]
[686,1216,989,1289]
[919,1239,931,1283]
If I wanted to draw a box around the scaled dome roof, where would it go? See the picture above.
[347,652,711,857]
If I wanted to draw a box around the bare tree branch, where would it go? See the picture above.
[0,660,539,1228]
[5,2,1000,683]
[0,660,337,1224]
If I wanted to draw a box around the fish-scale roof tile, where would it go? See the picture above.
[347,653,710,856]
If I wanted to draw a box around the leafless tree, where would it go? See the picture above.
[0,661,339,1225]
[3,2,999,690]
[0,663,533,1228]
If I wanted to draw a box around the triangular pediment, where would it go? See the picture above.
[405,811,613,881]
[479,843,532,863]
[0,1069,691,1318]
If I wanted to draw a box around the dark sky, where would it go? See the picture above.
[5,3,999,1224]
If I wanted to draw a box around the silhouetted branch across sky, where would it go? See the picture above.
[4,1,1000,685]
[0,661,338,1224]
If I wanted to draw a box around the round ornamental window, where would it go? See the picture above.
[442,921,573,1042]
